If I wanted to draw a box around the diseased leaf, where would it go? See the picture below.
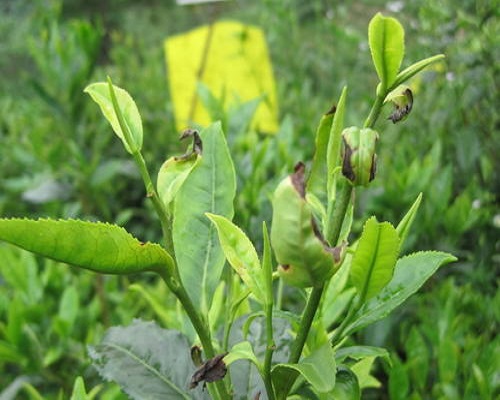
[350,217,400,302]
[272,342,336,394]
[85,82,143,153]
[391,54,445,89]
[206,214,265,303]
[345,251,456,335]
[173,122,236,314]
[157,155,200,210]
[88,320,208,400]
[190,353,228,389]
[368,13,405,90]
[0,218,175,277]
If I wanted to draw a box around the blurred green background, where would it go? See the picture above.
[0,0,498,399]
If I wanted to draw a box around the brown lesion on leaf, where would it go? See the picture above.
[325,104,337,115]
[388,88,413,123]
[175,128,203,161]
[341,136,356,182]
[190,352,228,390]
[291,162,306,198]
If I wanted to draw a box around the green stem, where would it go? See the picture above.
[330,300,361,346]
[133,151,175,255]
[364,93,385,129]
[277,285,325,399]
[325,181,354,246]
[158,271,231,400]
[263,302,276,400]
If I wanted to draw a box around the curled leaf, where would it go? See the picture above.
[190,353,228,389]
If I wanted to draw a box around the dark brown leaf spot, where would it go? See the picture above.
[190,345,203,367]
[326,104,337,115]
[176,128,203,160]
[342,137,356,181]
[291,162,306,197]
[281,264,290,271]
[388,88,413,123]
[190,353,228,389]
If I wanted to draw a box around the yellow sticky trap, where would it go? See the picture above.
[165,20,279,134]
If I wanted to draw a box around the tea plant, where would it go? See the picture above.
[0,13,455,399]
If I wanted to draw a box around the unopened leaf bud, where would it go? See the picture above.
[342,127,378,186]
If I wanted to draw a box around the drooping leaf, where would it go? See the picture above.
[84,81,143,154]
[190,353,228,389]
[272,342,336,394]
[0,218,175,277]
[88,320,208,400]
[368,13,405,91]
[157,155,200,211]
[331,366,360,400]
[206,214,265,303]
[350,217,400,302]
[173,122,236,314]
[391,54,445,89]
[395,193,422,248]
[345,251,456,335]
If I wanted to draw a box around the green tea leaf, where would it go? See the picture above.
[206,214,265,304]
[345,251,456,335]
[351,356,380,389]
[406,327,429,390]
[173,122,236,313]
[350,217,400,302]
[396,193,422,247]
[388,356,409,400]
[88,320,208,400]
[70,377,88,400]
[368,13,405,91]
[157,155,200,210]
[335,346,391,367]
[0,218,175,277]
[224,341,260,368]
[84,81,143,153]
[261,222,274,307]
[307,104,335,206]
[273,342,336,394]
[331,366,361,400]
[391,54,445,89]
[327,86,347,201]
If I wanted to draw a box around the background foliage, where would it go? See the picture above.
[0,0,498,398]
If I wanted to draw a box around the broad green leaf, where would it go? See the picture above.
[173,122,236,314]
[224,341,260,368]
[57,285,79,333]
[438,337,458,383]
[0,218,175,277]
[88,320,208,400]
[335,346,391,367]
[157,155,200,210]
[368,13,405,91]
[307,104,336,206]
[345,251,456,335]
[327,86,347,201]
[70,377,88,400]
[350,217,400,302]
[273,342,336,394]
[396,193,422,247]
[84,81,142,154]
[391,54,445,89]
[206,214,265,303]
[330,366,360,400]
